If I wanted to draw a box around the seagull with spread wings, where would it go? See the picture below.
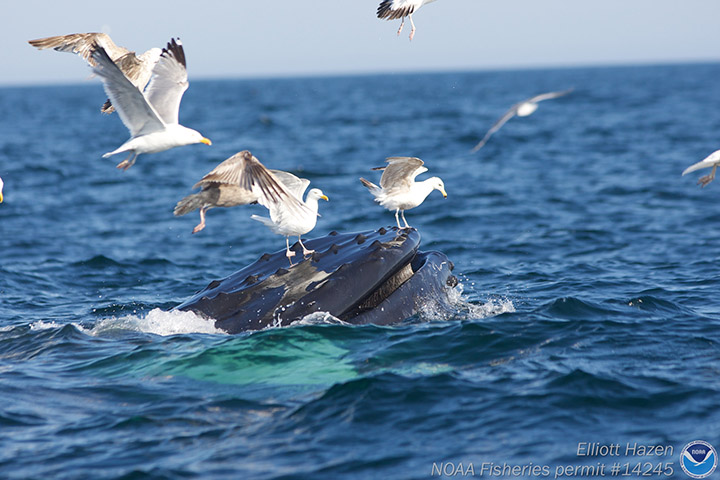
[361,157,446,229]
[471,89,573,153]
[251,172,328,263]
[90,38,211,170]
[29,33,162,114]
[377,0,437,41]
[174,150,308,234]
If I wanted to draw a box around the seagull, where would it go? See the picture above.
[251,172,328,264]
[174,150,307,234]
[360,156,447,229]
[28,33,162,114]
[377,0,437,41]
[471,89,573,152]
[682,149,720,187]
[90,38,211,170]
[0,176,4,203]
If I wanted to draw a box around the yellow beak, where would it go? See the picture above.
[201,138,212,146]
[441,189,447,198]
[320,195,329,201]
[0,192,3,203]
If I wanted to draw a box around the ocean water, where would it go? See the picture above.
[1,64,720,479]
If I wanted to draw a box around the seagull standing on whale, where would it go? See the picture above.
[471,89,573,152]
[28,33,162,114]
[377,0,438,41]
[174,150,307,234]
[90,38,211,170]
[251,172,328,263]
[361,157,447,229]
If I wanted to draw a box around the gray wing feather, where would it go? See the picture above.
[471,106,520,152]
[379,157,426,191]
[29,32,128,65]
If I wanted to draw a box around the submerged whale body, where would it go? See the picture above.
[176,227,458,333]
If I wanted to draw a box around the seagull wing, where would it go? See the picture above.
[29,32,129,65]
[90,45,165,137]
[380,157,426,192]
[528,88,574,103]
[270,170,311,201]
[377,0,422,19]
[194,151,292,208]
[143,38,188,125]
[471,105,520,152]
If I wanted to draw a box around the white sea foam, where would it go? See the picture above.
[444,282,516,320]
[84,308,226,336]
[292,311,349,326]
[29,320,64,331]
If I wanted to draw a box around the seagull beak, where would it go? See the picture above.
[441,189,447,198]
[0,192,3,203]
[320,195,329,201]
[200,137,212,146]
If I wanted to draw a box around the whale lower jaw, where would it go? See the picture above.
[176,227,457,333]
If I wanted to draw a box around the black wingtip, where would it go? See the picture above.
[161,37,186,68]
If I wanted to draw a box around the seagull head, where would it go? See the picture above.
[308,189,329,202]
[429,177,447,198]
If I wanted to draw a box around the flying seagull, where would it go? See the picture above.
[360,156,446,229]
[251,172,328,264]
[682,149,720,187]
[174,150,307,234]
[377,0,437,41]
[28,33,162,114]
[471,89,574,152]
[90,38,211,170]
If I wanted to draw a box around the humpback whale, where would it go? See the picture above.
[176,227,458,333]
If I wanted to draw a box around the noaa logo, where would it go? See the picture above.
[680,441,717,478]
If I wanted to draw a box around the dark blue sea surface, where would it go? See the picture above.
[2,65,720,479]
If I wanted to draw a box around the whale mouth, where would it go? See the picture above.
[176,227,457,333]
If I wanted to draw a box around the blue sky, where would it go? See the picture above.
[3,0,720,86]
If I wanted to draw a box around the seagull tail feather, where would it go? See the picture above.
[174,192,205,216]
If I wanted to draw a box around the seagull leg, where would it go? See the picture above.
[408,14,416,41]
[395,209,402,229]
[698,165,718,187]
[299,237,315,257]
[286,237,296,266]
[192,207,207,234]
[401,210,411,229]
[116,152,138,171]
[397,17,405,36]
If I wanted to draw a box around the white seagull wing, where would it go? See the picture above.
[90,45,165,136]
[471,105,520,152]
[528,88,574,104]
[144,38,188,125]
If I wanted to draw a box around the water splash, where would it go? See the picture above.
[83,308,225,336]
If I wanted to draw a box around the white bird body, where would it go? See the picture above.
[251,172,328,263]
[28,33,162,114]
[471,89,573,152]
[90,38,211,170]
[682,149,720,187]
[361,157,446,228]
[377,0,438,40]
